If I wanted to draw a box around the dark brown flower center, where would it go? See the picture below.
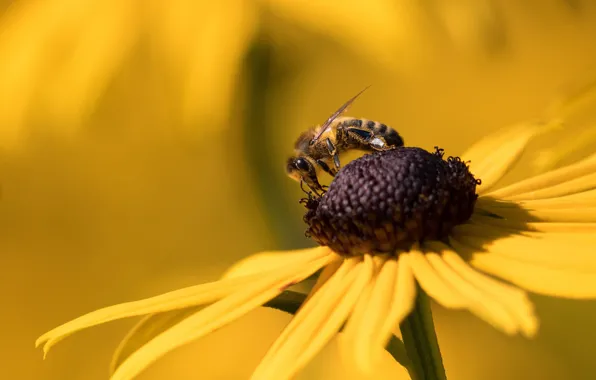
[302,147,481,256]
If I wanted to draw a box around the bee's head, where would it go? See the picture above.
[286,156,325,193]
[286,156,315,182]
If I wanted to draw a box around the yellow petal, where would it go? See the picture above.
[425,251,519,335]
[407,248,467,308]
[36,249,332,357]
[290,257,375,378]
[257,258,357,364]
[470,252,596,299]
[451,229,596,272]
[299,254,344,308]
[36,275,250,357]
[373,254,416,351]
[428,242,537,337]
[252,258,358,376]
[506,172,596,201]
[531,127,596,174]
[112,253,334,380]
[472,212,596,233]
[252,256,373,380]
[486,152,596,199]
[110,308,200,374]
[515,189,596,209]
[461,122,541,194]
[425,242,537,337]
[500,206,596,223]
[340,257,383,352]
[546,71,596,121]
[476,197,596,223]
[342,256,395,373]
[221,246,333,279]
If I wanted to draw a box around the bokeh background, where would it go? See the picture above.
[2,0,596,379]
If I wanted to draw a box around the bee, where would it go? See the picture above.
[286,87,404,196]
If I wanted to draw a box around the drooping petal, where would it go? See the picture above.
[341,256,395,373]
[36,275,249,357]
[495,206,596,223]
[469,252,596,299]
[425,250,519,335]
[300,255,344,307]
[432,242,537,337]
[486,152,596,199]
[426,242,538,337]
[407,248,467,308]
[452,224,596,272]
[514,189,596,209]
[450,232,596,299]
[476,197,596,223]
[461,122,541,194]
[472,213,596,233]
[111,253,334,380]
[221,246,334,279]
[506,172,596,201]
[110,308,201,375]
[253,258,357,368]
[252,256,374,380]
[36,247,332,357]
[373,254,416,353]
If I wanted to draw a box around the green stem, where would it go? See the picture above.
[399,286,447,380]
[264,290,413,374]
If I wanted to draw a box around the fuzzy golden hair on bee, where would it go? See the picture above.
[293,128,318,152]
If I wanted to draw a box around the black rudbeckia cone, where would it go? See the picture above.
[303,147,480,256]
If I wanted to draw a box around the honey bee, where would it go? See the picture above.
[286,87,404,196]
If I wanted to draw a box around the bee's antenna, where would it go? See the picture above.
[310,85,371,145]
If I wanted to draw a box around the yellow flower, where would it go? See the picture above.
[36,122,596,380]
[0,0,257,148]
[0,0,513,150]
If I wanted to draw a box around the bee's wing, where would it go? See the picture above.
[310,85,370,145]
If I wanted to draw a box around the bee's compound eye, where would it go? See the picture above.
[295,158,310,172]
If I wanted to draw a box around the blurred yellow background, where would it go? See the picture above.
[2,0,596,379]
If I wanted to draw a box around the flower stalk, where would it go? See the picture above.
[400,285,447,380]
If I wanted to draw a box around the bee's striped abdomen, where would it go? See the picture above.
[365,119,404,148]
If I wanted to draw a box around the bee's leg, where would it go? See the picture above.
[302,176,326,196]
[325,138,341,170]
[316,159,338,177]
[333,154,341,170]
[301,180,320,196]
[299,189,316,205]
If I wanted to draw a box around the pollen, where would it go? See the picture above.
[303,147,481,256]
